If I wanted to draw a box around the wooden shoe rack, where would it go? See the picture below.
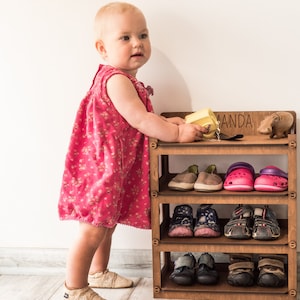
[149,111,297,300]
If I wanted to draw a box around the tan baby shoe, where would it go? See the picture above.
[88,269,133,288]
[63,284,106,300]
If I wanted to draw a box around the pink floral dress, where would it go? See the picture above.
[58,65,154,229]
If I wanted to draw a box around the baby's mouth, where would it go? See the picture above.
[131,53,143,57]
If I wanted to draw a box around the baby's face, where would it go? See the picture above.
[99,9,151,76]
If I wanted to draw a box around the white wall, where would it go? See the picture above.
[0,0,299,250]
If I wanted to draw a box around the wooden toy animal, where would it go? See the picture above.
[257,112,294,138]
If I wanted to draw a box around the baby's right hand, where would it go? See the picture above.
[177,123,208,143]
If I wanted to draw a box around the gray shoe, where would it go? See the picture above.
[197,253,219,285]
[168,165,198,191]
[194,164,223,192]
[169,253,196,285]
[252,206,280,240]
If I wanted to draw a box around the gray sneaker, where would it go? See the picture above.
[168,165,198,191]
[194,164,223,192]
[169,253,196,285]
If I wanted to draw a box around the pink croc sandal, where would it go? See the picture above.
[254,166,288,192]
[223,162,255,192]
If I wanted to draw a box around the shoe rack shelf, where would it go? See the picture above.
[149,111,297,300]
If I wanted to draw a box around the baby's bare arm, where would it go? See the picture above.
[107,75,204,142]
[162,116,185,125]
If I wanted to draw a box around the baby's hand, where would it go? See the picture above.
[177,123,208,143]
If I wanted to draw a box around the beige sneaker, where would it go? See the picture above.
[88,269,133,288]
[168,165,198,191]
[63,285,106,300]
[194,164,223,192]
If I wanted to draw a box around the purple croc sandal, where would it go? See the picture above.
[223,162,255,192]
[254,166,288,192]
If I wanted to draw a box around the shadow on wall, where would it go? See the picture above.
[139,47,193,115]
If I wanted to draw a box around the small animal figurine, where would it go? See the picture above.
[257,112,294,138]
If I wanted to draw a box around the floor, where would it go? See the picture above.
[0,275,299,300]
[1,274,300,300]
[0,274,168,300]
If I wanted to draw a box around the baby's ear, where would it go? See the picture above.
[95,40,107,58]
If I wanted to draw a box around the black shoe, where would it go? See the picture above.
[227,254,255,287]
[169,253,196,285]
[257,255,286,287]
[196,253,219,285]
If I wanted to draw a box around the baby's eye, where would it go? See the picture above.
[120,35,130,41]
[140,33,148,39]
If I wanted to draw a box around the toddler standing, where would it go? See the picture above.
[59,2,206,299]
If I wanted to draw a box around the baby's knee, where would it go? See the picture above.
[80,222,108,245]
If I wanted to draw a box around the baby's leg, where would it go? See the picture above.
[88,225,134,288]
[89,225,117,274]
[65,222,108,289]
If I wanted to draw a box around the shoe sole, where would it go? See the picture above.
[197,275,218,285]
[168,227,193,237]
[254,184,287,192]
[223,184,253,191]
[168,182,195,191]
[194,228,221,237]
[171,276,194,285]
[252,232,280,240]
[194,183,223,192]
[224,232,252,239]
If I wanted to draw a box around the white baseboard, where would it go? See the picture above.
[0,247,153,277]
[0,248,299,279]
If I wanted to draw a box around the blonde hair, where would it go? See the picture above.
[94,2,143,41]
